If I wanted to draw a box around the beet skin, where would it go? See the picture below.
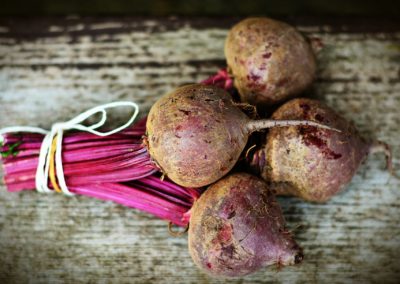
[225,17,316,107]
[146,84,248,188]
[188,173,303,277]
[248,98,377,202]
[146,84,336,188]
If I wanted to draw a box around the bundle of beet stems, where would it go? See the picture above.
[0,72,231,228]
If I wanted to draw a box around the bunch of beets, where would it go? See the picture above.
[0,17,394,278]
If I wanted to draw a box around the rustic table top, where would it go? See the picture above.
[0,17,399,284]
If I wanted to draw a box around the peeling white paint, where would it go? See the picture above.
[89,22,125,30]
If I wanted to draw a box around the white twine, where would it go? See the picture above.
[0,101,140,196]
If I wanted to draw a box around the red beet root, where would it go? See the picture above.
[146,84,337,188]
[188,173,303,277]
[248,98,393,202]
[225,17,316,107]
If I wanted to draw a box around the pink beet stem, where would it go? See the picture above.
[4,150,150,176]
[69,183,191,226]
[126,181,193,207]
[201,68,233,90]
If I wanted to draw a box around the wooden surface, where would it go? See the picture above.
[0,17,399,283]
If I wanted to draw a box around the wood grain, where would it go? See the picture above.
[0,17,399,283]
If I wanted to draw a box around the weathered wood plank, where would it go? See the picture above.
[0,17,399,283]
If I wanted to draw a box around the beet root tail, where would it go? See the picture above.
[369,140,399,179]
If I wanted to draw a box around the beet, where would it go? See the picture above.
[248,98,393,202]
[188,173,303,277]
[225,17,316,107]
[146,84,336,188]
